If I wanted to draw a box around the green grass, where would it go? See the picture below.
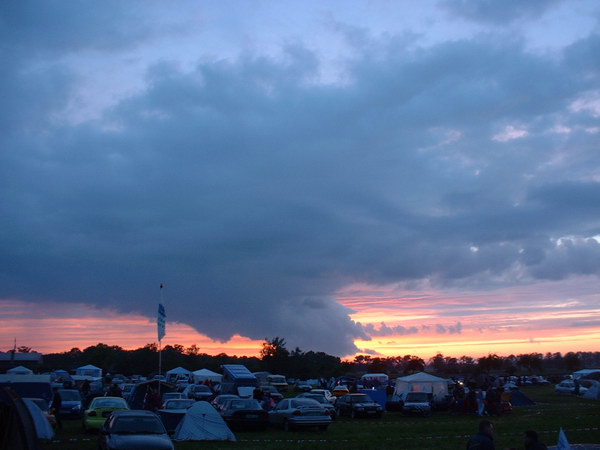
[42,386,600,449]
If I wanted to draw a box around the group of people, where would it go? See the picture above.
[252,386,277,410]
[453,386,508,416]
[467,420,548,450]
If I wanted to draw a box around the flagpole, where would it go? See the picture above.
[158,283,165,397]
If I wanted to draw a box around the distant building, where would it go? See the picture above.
[0,352,43,373]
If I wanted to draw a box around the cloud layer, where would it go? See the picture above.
[1,1,599,355]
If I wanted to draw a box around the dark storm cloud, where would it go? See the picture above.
[1,4,600,355]
[439,0,564,24]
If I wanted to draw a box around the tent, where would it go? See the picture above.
[7,366,33,375]
[128,380,176,410]
[75,364,102,378]
[393,372,449,401]
[507,390,536,406]
[174,401,235,441]
[0,387,41,450]
[193,369,223,384]
[166,367,192,383]
[22,398,54,440]
[583,380,600,400]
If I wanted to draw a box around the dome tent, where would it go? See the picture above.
[174,401,235,441]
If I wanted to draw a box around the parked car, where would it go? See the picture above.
[269,398,331,431]
[160,399,195,410]
[83,396,129,432]
[310,389,336,404]
[259,385,283,401]
[220,398,269,431]
[57,389,84,418]
[25,398,57,428]
[296,381,313,392]
[211,394,240,412]
[335,393,383,419]
[184,384,213,401]
[296,393,337,419]
[98,410,174,450]
[555,380,589,395]
[398,392,432,416]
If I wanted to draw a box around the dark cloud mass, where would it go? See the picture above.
[1,2,600,355]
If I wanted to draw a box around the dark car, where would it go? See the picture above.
[335,393,383,419]
[211,394,239,412]
[220,398,268,431]
[98,410,174,450]
[184,384,213,401]
[57,389,84,418]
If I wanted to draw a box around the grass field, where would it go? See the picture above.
[42,386,599,449]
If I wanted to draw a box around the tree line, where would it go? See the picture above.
[24,338,600,379]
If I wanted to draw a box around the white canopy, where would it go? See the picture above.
[394,372,449,401]
[174,401,235,441]
[6,365,33,375]
[167,367,192,375]
[192,369,223,384]
[75,364,102,377]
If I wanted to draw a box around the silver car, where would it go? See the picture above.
[269,398,331,431]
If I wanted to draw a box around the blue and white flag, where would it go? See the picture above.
[157,303,166,341]
[557,428,571,450]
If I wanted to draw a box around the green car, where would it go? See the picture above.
[83,397,129,432]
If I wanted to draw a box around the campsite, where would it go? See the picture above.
[28,384,599,450]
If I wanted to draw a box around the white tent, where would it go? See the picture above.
[166,367,192,382]
[394,372,449,401]
[192,369,223,384]
[75,364,102,378]
[583,380,600,400]
[22,398,54,440]
[6,365,33,375]
[174,401,235,441]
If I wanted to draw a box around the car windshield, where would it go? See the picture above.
[290,399,319,408]
[59,391,81,401]
[352,395,371,402]
[165,400,194,409]
[92,398,127,408]
[406,393,429,402]
[112,416,165,434]
[193,385,210,392]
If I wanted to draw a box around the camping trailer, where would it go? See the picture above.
[220,365,257,396]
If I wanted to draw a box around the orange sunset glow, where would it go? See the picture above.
[3,275,599,358]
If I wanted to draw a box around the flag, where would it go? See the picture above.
[557,428,571,450]
[157,303,166,341]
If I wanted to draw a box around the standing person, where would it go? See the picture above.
[476,389,486,416]
[108,383,123,397]
[466,420,495,450]
[524,430,548,450]
[51,387,63,430]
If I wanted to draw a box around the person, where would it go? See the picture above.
[466,420,495,450]
[253,386,264,402]
[476,389,486,416]
[108,383,123,397]
[50,387,63,430]
[524,430,547,450]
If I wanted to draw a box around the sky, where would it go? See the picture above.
[1,0,600,359]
